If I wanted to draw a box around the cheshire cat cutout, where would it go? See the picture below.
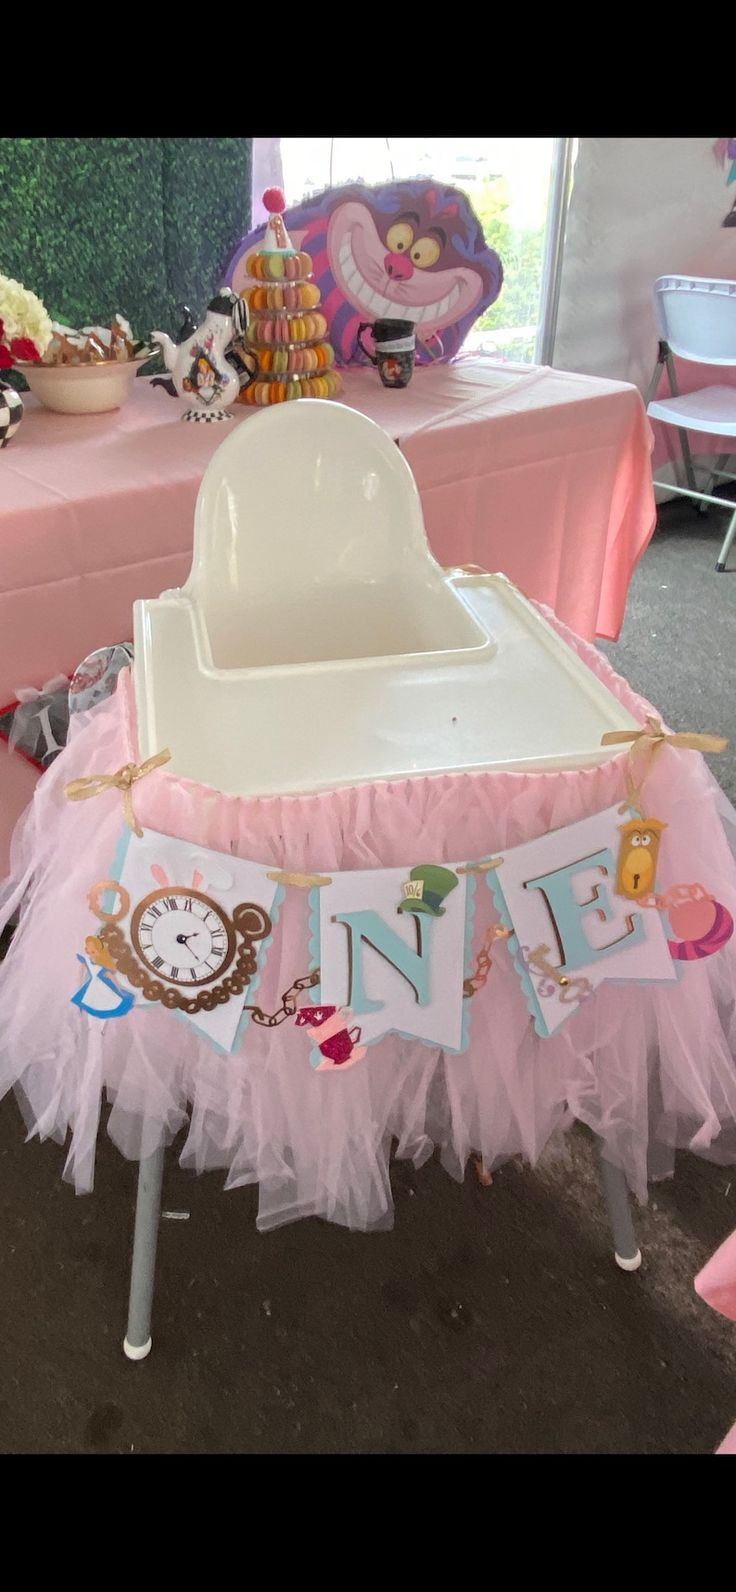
[225,179,503,366]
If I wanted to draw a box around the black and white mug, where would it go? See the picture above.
[356,317,416,388]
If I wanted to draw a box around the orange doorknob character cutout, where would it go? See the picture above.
[616,819,667,900]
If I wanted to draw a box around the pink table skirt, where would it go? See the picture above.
[2,608,736,1233]
[0,357,656,872]
[695,1229,736,1453]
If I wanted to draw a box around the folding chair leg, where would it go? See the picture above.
[123,1145,165,1361]
[594,1139,642,1272]
[648,343,699,496]
[676,430,697,493]
[716,505,736,571]
[698,452,731,515]
[664,349,697,492]
[645,341,668,407]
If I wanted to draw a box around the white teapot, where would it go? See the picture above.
[150,289,256,421]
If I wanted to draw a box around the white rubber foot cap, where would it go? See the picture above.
[123,1335,152,1361]
[615,1249,642,1272]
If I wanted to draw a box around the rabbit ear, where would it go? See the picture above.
[191,870,204,890]
[188,853,233,893]
[151,864,170,888]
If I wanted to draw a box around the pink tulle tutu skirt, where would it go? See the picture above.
[2,609,736,1232]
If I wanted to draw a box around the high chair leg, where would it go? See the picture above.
[595,1140,642,1272]
[123,1145,165,1361]
[716,505,736,571]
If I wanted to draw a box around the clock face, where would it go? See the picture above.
[130,889,234,987]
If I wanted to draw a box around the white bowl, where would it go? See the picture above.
[17,354,152,415]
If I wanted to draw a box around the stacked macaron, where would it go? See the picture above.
[257,343,336,374]
[245,250,313,282]
[247,311,328,346]
[246,282,321,313]
[244,372,342,405]
[238,188,340,406]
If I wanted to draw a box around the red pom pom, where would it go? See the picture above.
[263,187,286,214]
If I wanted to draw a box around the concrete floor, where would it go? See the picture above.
[1,499,736,1454]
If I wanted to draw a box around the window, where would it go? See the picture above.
[253,137,571,365]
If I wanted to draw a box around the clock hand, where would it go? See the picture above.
[175,932,198,947]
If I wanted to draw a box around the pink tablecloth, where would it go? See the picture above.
[392,361,655,643]
[695,1230,736,1454]
[0,355,655,872]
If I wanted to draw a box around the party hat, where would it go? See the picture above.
[262,188,295,255]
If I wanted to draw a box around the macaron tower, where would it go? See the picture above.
[238,188,341,405]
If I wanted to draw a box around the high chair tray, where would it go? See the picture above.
[134,570,639,797]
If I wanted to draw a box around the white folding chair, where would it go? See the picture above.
[123,401,643,1359]
[647,274,736,571]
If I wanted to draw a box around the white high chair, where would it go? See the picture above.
[125,401,644,1360]
[135,400,640,791]
[646,275,736,571]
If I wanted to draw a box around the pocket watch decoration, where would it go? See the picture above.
[87,868,271,1016]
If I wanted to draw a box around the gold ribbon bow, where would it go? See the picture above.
[64,749,171,837]
[600,716,727,812]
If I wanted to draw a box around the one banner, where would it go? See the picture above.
[75,808,734,1062]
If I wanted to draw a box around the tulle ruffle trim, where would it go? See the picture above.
[1,604,736,1230]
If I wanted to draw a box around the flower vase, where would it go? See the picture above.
[0,379,24,447]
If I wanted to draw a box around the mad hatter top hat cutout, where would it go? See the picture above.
[398,864,459,917]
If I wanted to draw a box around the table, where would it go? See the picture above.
[0,356,655,872]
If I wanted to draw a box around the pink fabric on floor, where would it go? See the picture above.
[1,604,735,1233]
[695,1227,736,1453]
[696,1228,736,1323]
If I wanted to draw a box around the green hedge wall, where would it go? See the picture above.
[0,137,252,341]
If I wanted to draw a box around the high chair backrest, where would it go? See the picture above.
[183,399,471,669]
[654,274,736,365]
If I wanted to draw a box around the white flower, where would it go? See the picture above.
[0,274,53,356]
